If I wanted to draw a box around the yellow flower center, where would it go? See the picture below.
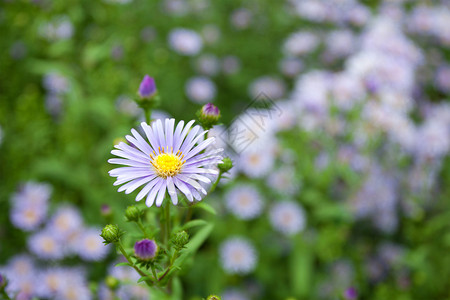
[150,147,185,178]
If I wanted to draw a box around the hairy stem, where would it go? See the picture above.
[144,108,152,124]
[117,241,154,287]
[136,220,148,238]
[209,171,223,193]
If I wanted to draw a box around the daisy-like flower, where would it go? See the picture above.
[48,205,83,236]
[220,237,258,275]
[269,201,306,235]
[74,228,110,261]
[225,185,263,220]
[28,229,66,260]
[36,267,67,298]
[109,118,223,207]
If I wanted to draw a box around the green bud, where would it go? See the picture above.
[100,224,123,244]
[197,103,220,130]
[218,157,233,173]
[105,276,119,290]
[172,230,189,250]
[125,205,141,222]
[207,295,221,300]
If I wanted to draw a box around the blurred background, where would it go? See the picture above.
[1,0,450,299]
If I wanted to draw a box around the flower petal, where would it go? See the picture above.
[173,177,193,202]
[166,177,178,205]
[146,179,163,207]
[155,181,167,207]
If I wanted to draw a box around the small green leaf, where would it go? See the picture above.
[115,262,132,267]
[195,202,217,215]
[173,223,214,268]
[182,219,208,230]
[137,275,154,283]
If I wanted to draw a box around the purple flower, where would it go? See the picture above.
[134,239,158,261]
[343,287,358,300]
[0,273,5,288]
[108,119,223,207]
[201,103,220,117]
[101,204,112,216]
[138,75,157,98]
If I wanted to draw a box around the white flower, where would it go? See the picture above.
[283,31,319,56]
[248,76,286,100]
[10,182,51,231]
[74,228,110,261]
[185,76,216,103]
[230,8,252,29]
[415,120,450,159]
[225,185,263,220]
[269,201,306,235]
[220,237,257,274]
[48,205,83,235]
[168,28,203,56]
[28,229,66,260]
[266,165,300,196]
[222,289,250,300]
[238,148,275,178]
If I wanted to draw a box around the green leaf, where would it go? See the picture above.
[290,238,313,297]
[182,219,208,230]
[195,202,217,215]
[174,223,214,268]
[137,275,154,283]
[171,277,183,300]
[115,262,132,267]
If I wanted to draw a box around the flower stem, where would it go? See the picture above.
[136,220,148,238]
[209,171,223,193]
[184,205,194,223]
[144,108,152,124]
[158,249,179,282]
[164,202,171,246]
[116,240,154,287]
[150,264,159,281]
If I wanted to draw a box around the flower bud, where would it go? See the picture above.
[125,205,141,222]
[207,295,221,300]
[138,75,157,99]
[100,224,123,244]
[343,287,357,300]
[134,239,158,261]
[101,204,112,219]
[105,276,119,290]
[218,157,233,173]
[172,230,189,250]
[197,103,220,129]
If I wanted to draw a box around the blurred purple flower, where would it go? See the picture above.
[343,287,358,300]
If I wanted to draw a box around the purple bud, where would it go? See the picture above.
[134,239,158,261]
[138,75,157,98]
[201,103,220,116]
[101,204,112,216]
[0,273,5,288]
[343,287,358,300]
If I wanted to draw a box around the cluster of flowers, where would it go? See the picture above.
[289,3,449,233]
[2,182,110,299]
[204,1,450,298]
